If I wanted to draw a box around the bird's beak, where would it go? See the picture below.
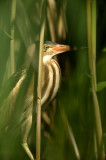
[51,45,70,55]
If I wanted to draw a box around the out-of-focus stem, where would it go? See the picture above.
[92,0,97,90]
[10,0,16,74]
[60,107,80,160]
[87,0,105,159]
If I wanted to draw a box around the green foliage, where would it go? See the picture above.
[97,81,106,92]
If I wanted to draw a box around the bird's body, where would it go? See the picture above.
[7,42,70,160]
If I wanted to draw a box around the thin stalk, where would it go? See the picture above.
[92,0,97,90]
[87,0,92,71]
[87,0,105,159]
[10,0,16,74]
[94,131,98,159]
[36,4,45,160]
[60,106,80,160]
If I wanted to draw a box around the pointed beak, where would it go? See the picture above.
[52,45,70,55]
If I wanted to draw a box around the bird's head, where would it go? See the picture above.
[43,42,70,63]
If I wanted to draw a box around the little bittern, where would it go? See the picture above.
[8,42,70,160]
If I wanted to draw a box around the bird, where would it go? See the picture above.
[6,42,70,160]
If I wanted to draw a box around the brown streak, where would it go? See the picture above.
[44,59,61,106]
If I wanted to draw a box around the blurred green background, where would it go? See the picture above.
[0,0,106,160]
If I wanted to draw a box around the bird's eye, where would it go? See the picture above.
[44,45,49,51]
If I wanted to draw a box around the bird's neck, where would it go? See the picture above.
[41,59,61,107]
[43,55,53,64]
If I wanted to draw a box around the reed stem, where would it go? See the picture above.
[60,105,80,160]
[87,0,105,159]
[36,1,45,159]
[10,0,16,74]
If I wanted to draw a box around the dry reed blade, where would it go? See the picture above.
[47,0,58,42]
[47,0,67,42]
[61,110,80,160]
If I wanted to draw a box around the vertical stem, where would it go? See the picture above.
[10,0,16,74]
[60,105,80,160]
[92,0,97,90]
[36,2,45,159]
[87,0,92,71]
[87,0,105,159]
[94,131,98,159]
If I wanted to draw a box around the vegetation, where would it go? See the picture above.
[0,0,106,159]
